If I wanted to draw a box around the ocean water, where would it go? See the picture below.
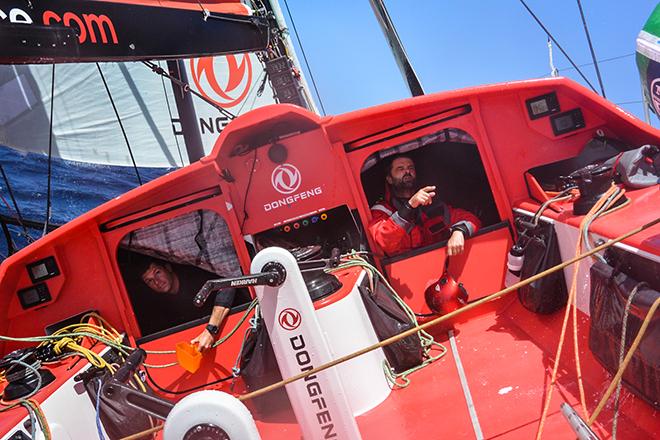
[0,144,173,261]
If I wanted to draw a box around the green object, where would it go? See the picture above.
[636,4,660,117]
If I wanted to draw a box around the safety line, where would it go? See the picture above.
[237,216,660,403]
[118,216,659,440]
[448,330,484,440]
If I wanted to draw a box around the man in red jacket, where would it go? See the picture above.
[369,154,481,256]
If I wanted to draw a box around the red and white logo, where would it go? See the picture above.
[271,164,302,194]
[279,308,302,331]
[189,54,253,109]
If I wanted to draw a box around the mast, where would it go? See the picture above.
[167,60,205,163]
[368,0,425,96]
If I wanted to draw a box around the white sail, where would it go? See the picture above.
[0,52,312,167]
[0,62,187,168]
[184,52,281,156]
[0,1,316,168]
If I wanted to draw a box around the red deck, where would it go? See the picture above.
[251,297,658,439]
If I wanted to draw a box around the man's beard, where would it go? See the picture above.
[391,173,416,192]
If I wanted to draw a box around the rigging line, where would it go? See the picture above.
[534,52,634,79]
[157,61,185,167]
[557,53,634,73]
[518,0,598,94]
[576,0,606,98]
[614,100,643,105]
[282,0,327,115]
[236,68,266,116]
[43,64,55,237]
[1,220,15,257]
[240,148,258,231]
[142,61,236,120]
[96,63,142,186]
[0,164,33,242]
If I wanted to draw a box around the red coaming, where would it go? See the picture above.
[516,185,660,256]
[1,77,659,439]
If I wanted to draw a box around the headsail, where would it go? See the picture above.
[636,3,660,122]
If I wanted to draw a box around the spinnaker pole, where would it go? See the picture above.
[368,0,425,96]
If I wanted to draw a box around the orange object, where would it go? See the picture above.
[175,342,203,373]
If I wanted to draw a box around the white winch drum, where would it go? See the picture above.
[163,390,261,440]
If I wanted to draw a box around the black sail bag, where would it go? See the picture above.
[589,261,659,408]
[359,279,424,373]
[517,222,568,314]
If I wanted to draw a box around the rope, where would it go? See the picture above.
[587,296,660,426]
[142,61,236,120]
[96,63,142,186]
[518,0,598,93]
[120,424,163,440]
[535,185,620,439]
[43,64,55,237]
[0,164,33,243]
[237,215,659,404]
[282,0,326,115]
[157,60,185,167]
[330,254,447,387]
[576,0,606,98]
[119,215,658,440]
[611,282,646,439]
[95,377,107,440]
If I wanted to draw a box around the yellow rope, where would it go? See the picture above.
[237,216,659,404]
[118,215,659,440]
[535,184,625,439]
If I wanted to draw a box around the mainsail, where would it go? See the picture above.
[0,0,316,260]
[0,54,283,167]
[0,0,315,167]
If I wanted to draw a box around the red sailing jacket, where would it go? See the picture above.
[368,192,481,256]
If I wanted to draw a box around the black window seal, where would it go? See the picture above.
[344,104,472,152]
[99,186,221,232]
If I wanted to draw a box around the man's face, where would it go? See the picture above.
[141,263,177,294]
[387,157,417,190]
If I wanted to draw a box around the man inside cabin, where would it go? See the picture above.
[138,258,236,352]
[369,154,481,256]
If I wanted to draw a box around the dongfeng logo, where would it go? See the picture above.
[271,164,302,194]
[189,54,253,108]
[279,308,302,331]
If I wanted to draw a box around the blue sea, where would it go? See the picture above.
[0,144,173,261]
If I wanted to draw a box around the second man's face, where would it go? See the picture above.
[142,263,177,294]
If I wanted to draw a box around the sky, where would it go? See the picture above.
[279,0,659,128]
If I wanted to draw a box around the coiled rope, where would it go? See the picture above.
[236,215,659,405]
[118,214,658,440]
[330,253,447,388]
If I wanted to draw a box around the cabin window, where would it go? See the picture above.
[360,128,500,257]
[116,209,250,336]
